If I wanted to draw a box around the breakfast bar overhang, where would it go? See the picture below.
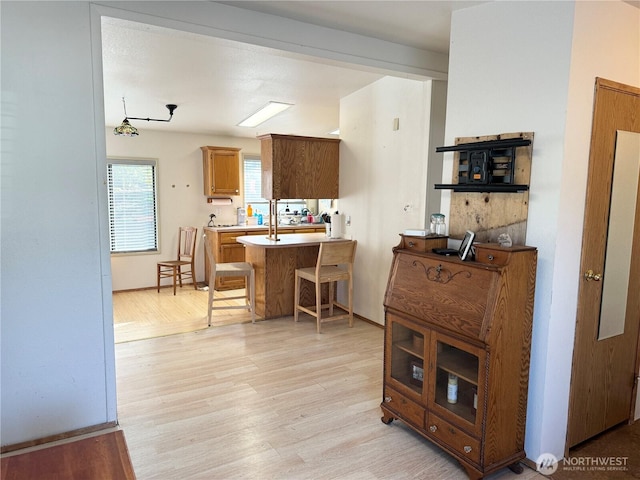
[236,233,351,319]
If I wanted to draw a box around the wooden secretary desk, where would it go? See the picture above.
[381,234,537,480]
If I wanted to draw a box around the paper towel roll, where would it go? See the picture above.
[208,197,232,206]
[330,213,345,238]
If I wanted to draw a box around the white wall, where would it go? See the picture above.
[1,2,116,445]
[106,130,260,291]
[339,77,445,324]
[444,0,639,462]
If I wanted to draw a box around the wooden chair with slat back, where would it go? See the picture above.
[204,232,255,326]
[294,240,357,333]
[157,226,198,295]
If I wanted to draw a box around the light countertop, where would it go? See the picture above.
[236,232,350,248]
[204,224,324,232]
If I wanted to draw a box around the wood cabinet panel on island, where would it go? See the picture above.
[381,235,537,480]
[203,225,326,290]
[259,134,340,199]
[201,146,240,196]
[237,233,346,319]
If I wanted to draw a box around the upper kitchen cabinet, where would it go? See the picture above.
[201,146,241,196]
[259,134,340,199]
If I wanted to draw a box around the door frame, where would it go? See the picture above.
[566,78,640,452]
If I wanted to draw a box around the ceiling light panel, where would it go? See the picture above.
[238,101,293,127]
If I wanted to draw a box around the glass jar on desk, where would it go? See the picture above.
[430,213,446,235]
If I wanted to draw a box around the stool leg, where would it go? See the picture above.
[249,270,256,324]
[329,281,335,316]
[294,272,300,323]
[316,279,322,334]
[348,275,354,328]
[207,285,213,327]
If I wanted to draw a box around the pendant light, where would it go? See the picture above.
[114,97,177,136]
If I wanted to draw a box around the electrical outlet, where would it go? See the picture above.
[346,215,351,226]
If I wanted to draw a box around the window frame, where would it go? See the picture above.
[107,157,159,255]
[243,154,269,213]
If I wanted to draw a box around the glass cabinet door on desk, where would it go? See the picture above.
[428,333,486,436]
[386,313,430,400]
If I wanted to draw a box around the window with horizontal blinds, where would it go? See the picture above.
[107,158,158,253]
[243,156,306,214]
[243,156,268,211]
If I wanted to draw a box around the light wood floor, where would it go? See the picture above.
[113,287,255,343]
[115,315,545,479]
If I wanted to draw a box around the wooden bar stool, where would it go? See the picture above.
[294,240,357,333]
[204,232,256,326]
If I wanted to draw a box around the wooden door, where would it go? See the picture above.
[567,78,640,449]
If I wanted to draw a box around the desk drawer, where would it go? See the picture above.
[383,387,425,428]
[474,245,511,266]
[402,236,447,253]
[427,413,480,464]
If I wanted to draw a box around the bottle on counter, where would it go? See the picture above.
[257,211,263,225]
[247,204,253,217]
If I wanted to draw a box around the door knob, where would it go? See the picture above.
[584,269,603,281]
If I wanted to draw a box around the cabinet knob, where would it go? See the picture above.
[464,446,472,454]
[487,254,494,261]
[384,396,392,403]
[429,425,437,433]
[584,269,603,281]
[408,241,415,247]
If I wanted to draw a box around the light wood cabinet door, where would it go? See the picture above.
[259,134,339,199]
[383,312,430,404]
[201,146,240,196]
[427,332,485,439]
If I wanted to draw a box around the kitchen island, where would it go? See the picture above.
[203,224,325,290]
[236,233,351,319]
